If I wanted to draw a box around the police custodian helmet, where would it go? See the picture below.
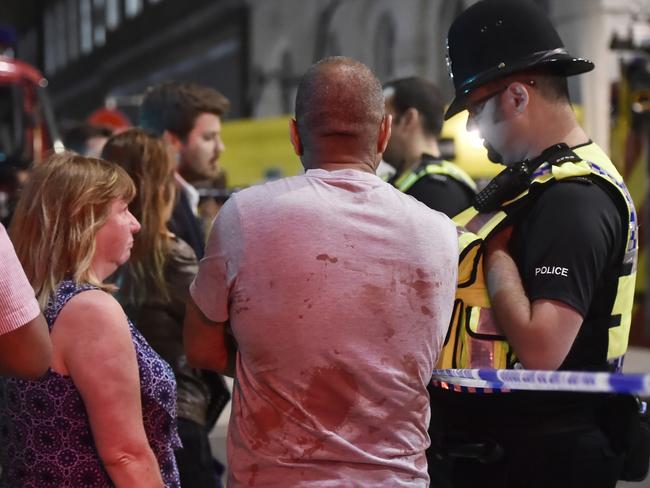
[444,0,594,120]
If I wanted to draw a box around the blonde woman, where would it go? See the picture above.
[0,153,180,487]
[102,129,227,487]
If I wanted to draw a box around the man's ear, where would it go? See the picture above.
[289,119,303,156]
[378,114,392,154]
[507,82,530,114]
[401,107,419,127]
[162,129,182,151]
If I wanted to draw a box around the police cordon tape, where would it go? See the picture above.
[431,369,650,395]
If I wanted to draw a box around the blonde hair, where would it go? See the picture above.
[10,152,136,308]
[101,129,176,305]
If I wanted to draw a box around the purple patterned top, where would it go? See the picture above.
[0,280,181,487]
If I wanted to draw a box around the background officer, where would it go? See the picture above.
[382,76,476,217]
[430,1,640,487]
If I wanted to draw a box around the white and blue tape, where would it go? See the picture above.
[431,369,650,395]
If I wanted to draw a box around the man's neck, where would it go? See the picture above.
[400,138,441,176]
[307,161,376,174]
[523,105,590,161]
[303,147,378,174]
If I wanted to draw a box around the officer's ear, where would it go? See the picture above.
[289,118,303,156]
[401,107,419,128]
[506,82,530,115]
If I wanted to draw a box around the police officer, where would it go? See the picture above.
[430,1,639,487]
[383,76,476,217]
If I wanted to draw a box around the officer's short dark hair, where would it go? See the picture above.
[383,77,445,138]
[140,82,230,140]
[531,71,571,103]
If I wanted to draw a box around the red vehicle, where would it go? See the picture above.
[0,55,60,168]
[0,54,60,224]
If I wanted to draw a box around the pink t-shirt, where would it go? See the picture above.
[191,169,458,487]
[0,223,40,335]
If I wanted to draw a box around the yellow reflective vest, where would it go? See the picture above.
[437,143,638,371]
[392,158,477,194]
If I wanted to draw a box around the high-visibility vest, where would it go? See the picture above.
[391,158,477,194]
[436,143,638,372]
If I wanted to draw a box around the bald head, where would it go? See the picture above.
[293,57,387,170]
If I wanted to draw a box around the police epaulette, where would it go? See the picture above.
[546,146,582,166]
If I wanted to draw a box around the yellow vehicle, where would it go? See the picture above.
[219,110,499,188]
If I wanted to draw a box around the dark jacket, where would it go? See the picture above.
[121,237,229,426]
[169,185,205,260]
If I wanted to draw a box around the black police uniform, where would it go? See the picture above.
[431,1,642,487]
[431,145,630,488]
[388,154,475,218]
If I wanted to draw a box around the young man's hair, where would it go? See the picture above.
[140,81,230,139]
[383,77,445,138]
[62,123,113,155]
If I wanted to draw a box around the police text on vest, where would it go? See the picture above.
[535,266,568,277]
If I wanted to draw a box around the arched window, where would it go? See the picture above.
[314,2,342,61]
[124,0,143,18]
[373,12,395,82]
[280,51,294,115]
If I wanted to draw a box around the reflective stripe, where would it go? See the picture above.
[393,160,477,194]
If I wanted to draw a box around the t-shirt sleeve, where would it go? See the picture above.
[515,180,624,317]
[189,196,243,323]
[407,176,474,218]
[0,224,40,335]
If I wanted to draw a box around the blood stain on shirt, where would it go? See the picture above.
[302,366,359,432]
[421,305,433,317]
[401,354,420,383]
[402,278,434,299]
[248,464,259,486]
[368,425,380,435]
[316,253,339,264]
[247,404,284,449]
[384,328,396,342]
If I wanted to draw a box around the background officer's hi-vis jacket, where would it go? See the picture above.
[391,159,477,195]
[436,142,638,373]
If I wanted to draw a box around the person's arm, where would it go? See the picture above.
[485,226,582,370]
[184,196,242,377]
[483,181,623,370]
[0,222,52,378]
[166,238,199,322]
[183,296,237,377]
[53,290,163,488]
[0,313,51,379]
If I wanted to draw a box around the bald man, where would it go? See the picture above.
[184,57,458,486]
